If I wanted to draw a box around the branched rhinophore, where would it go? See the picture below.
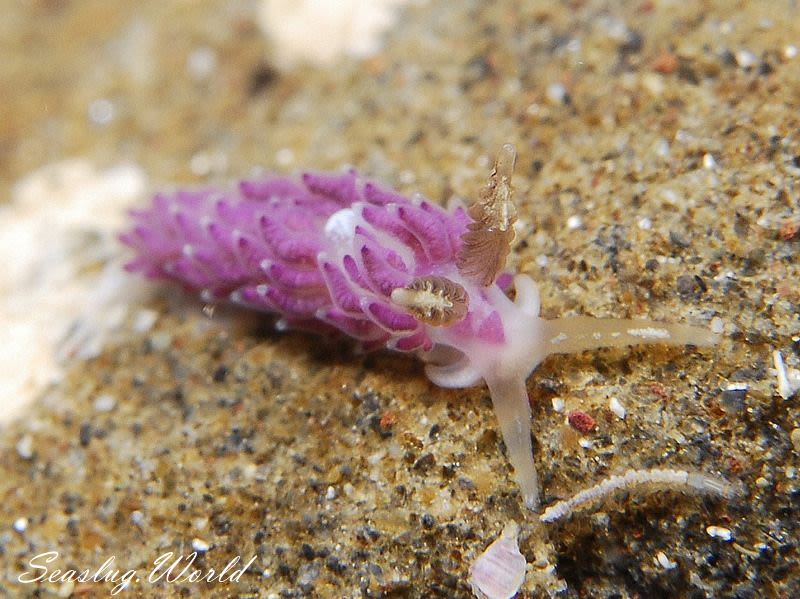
[457,143,518,287]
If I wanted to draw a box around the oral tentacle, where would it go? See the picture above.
[542,316,719,357]
[484,373,540,510]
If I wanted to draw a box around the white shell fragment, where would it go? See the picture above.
[655,551,677,570]
[93,394,117,413]
[609,397,626,419]
[470,522,527,599]
[706,525,733,541]
[710,317,724,335]
[773,350,800,400]
[566,215,583,230]
[13,517,28,533]
[16,435,34,460]
[726,382,748,392]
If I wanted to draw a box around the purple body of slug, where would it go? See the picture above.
[122,170,509,352]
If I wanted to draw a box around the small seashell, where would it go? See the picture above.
[469,522,526,599]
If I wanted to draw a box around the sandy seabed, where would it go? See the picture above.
[1,1,798,596]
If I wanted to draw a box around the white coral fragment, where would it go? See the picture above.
[470,522,527,599]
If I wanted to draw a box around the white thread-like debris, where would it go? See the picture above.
[540,468,741,523]
[626,327,671,340]
[469,522,526,599]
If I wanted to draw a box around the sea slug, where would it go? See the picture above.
[122,145,718,509]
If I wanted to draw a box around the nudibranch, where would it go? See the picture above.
[122,145,718,510]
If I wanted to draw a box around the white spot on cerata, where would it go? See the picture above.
[324,208,357,244]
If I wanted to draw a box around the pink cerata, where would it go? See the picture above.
[122,144,718,510]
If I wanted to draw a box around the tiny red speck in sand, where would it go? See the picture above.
[568,410,596,434]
